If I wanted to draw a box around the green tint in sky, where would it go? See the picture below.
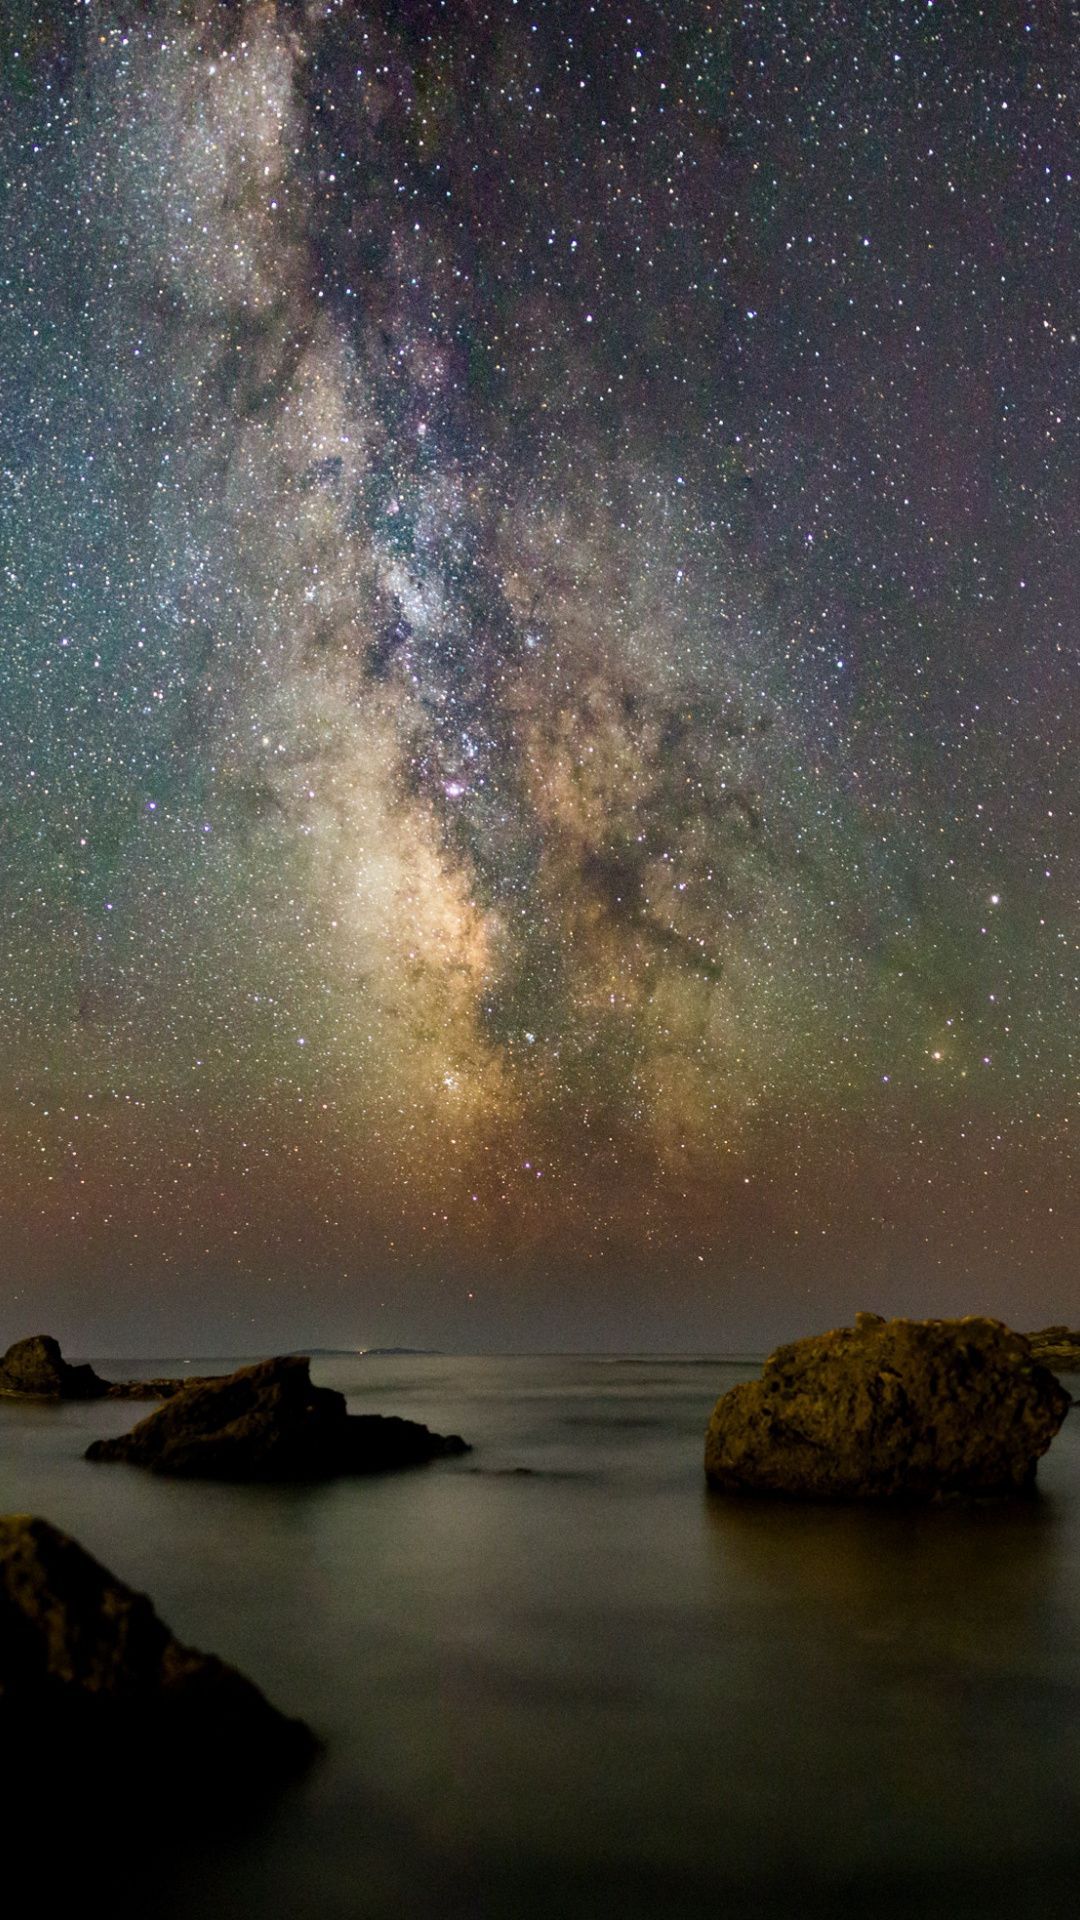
[0,1,1076,1352]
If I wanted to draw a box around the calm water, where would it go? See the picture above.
[4,1353,1080,1918]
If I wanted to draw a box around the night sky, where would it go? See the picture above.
[0,0,1076,1354]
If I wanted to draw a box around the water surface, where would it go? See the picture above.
[4,1353,1080,1918]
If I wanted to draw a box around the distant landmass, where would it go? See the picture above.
[303,1347,441,1358]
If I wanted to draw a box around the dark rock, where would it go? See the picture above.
[1024,1327,1080,1372]
[86,1354,470,1480]
[0,1514,315,1811]
[104,1376,217,1400]
[0,1334,108,1400]
[705,1315,1069,1501]
[0,1334,213,1402]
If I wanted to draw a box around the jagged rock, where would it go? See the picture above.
[705,1315,1069,1501]
[86,1353,470,1480]
[1025,1327,1080,1372]
[0,1334,108,1400]
[104,1376,216,1400]
[0,1334,210,1402]
[0,1514,315,1810]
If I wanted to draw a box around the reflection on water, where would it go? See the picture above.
[4,1354,1080,1918]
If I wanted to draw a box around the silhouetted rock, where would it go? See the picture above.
[1025,1327,1080,1372]
[705,1315,1069,1500]
[0,1334,108,1400]
[86,1354,470,1480]
[104,1375,217,1400]
[0,1334,213,1402]
[0,1514,315,1813]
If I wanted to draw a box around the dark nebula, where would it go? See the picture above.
[0,2,1076,1350]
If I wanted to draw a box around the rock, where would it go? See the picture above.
[86,1353,470,1480]
[0,1514,315,1812]
[0,1334,212,1402]
[1024,1327,1080,1372]
[104,1375,217,1400]
[0,1334,108,1400]
[704,1315,1070,1501]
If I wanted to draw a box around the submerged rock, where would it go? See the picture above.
[0,1514,315,1807]
[704,1315,1069,1501]
[86,1353,470,1480]
[0,1334,108,1400]
[1024,1326,1080,1373]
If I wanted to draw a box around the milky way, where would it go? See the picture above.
[0,1,1076,1349]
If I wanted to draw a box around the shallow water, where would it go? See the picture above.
[4,1353,1080,1918]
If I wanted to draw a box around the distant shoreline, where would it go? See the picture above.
[80,1349,770,1366]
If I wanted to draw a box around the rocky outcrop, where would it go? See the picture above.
[0,1333,211,1402]
[1025,1327,1080,1372]
[0,1514,315,1807]
[0,1334,108,1400]
[704,1315,1070,1500]
[86,1354,470,1480]
[104,1375,216,1400]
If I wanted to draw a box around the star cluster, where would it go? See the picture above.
[0,1,1076,1349]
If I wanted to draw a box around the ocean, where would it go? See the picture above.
[4,1352,1080,1918]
